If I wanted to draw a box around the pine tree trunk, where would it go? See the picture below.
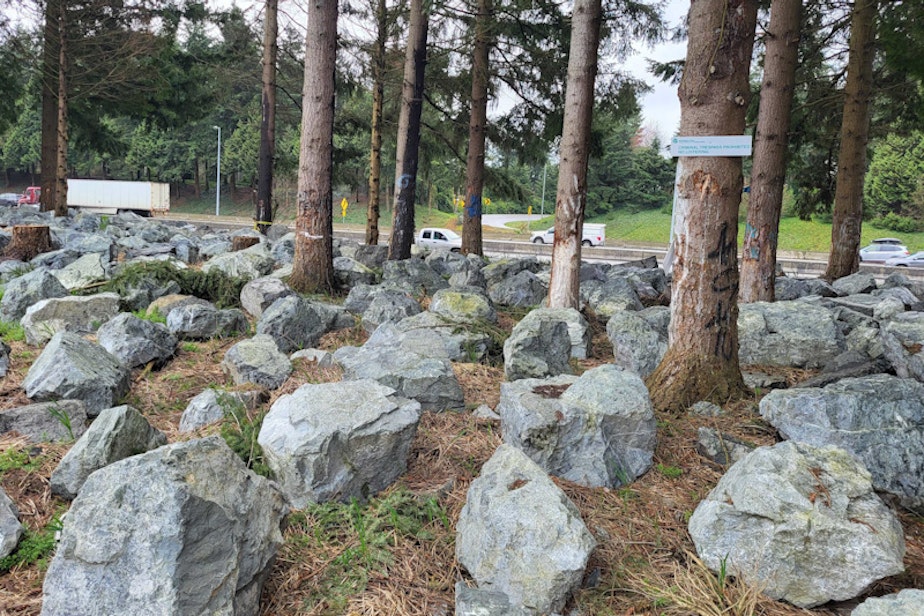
[646,0,758,413]
[232,236,260,251]
[461,0,492,257]
[40,0,61,215]
[365,0,387,246]
[194,157,201,198]
[5,225,52,262]
[289,0,337,293]
[54,8,69,219]
[256,0,278,235]
[388,0,428,260]
[547,0,601,309]
[740,0,801,302]
[824,0,877,281]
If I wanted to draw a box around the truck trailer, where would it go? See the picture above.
[16,180,170,216]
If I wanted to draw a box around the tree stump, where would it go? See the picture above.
[4,225,52,262]
[231,236,260,252]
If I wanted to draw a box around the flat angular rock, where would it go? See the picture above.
[851,589,924,616]
[579,276,643,318]
[760,374,924,513]
[503,308,572,381]
[455,444,596,615]
[880,312,924,383]
[429,288,497,324]
[239,276,294,318]
[21,293,121,346]
[290,348,333,367]
[832,272,877,296]
[222,334,292,390]
[695,427,755,466]
[52,252,109,291]
[775,276,837,301]
[255,295,333,353]
[455,582,532,616]
[0,488,21,559]
[689,441,905,608]
[382,258,447,295]
[482,258,541,287]
[360,290,421,333]
[606,307,668,377]
[0,268,68,322]
[146,293,210,319]
[167,303,250,340]
[50,405,167,500]
[738,300,844,368]
[23,333,130,416]
[97,312,177,369]
[200,242,274,280]
[179,388,267,432]
[488,270,547,308]
[0,400,88,442]
[391,313,497,363]
[258,380,421,507]
[333,256,379,288]
[499,365,656,488]
[40,437,288,616]
[333,335,464,412]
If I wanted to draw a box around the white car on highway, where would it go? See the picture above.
[416,227,462,252]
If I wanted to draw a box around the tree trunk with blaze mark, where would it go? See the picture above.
[388,0,428,260]
[461,0,492,257]
[289,0,337,293]
[824,0,877,281]
[740,0,801,302]
[646,0,758,413]
[547,0,602,309]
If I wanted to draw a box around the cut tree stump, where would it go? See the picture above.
[4,225,52,262]
[231,236,260,251]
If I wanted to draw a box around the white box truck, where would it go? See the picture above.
[530,222,606,246]
[66,179,170,216]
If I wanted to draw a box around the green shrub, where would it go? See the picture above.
[218,392,271,477]
[0,515,62,572]
[96,261,246,309]
[870,212,923,233]
[0,320,25,343]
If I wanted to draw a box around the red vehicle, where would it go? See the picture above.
[18,186,41,206]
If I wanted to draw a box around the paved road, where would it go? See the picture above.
[481,214,545,229]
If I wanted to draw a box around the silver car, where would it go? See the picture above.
[886,251,924,268]
[859,238,910,262]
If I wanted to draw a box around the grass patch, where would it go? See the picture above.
[0,514,62,572]
[0,447,44,475]
[218,392,271,478]
[132,307,167,325]
[0,319,25,343]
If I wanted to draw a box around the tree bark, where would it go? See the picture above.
[646,0,758,413]
[255,0,278,235]
[289,0,337,293]
[740,0,801,302]
[824,0,877,281]
[5,225,52,262]
[547,0,602,309]
[388,0,428,260]
[232,236,260,251]
[54,5,69,219]
[40,0,61,215]
[366,0,387,246]
[461,0,492,257]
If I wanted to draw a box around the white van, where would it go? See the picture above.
[530,222,606,247]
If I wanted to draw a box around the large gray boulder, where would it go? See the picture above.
[21,293,121,346]
[179,388,266,433]
[455,444,596,615]
[775,276,837,301]
[499,365,656,488]
[360,290,422,333]
[760,374,924,513]
[429,288,497,325]
[255,295,332,353]
[880,312,924,383]
[503,308,572,381]
[258,380,421,507]
[166,303,250,340]
[40,437,288,616]
[488,270,547,308]
[455,582,532,616]
[688,441,905,608]
[333,256,379,288]
[0,400,88,442]
[606,307,669,377]
[382,258,448,295]
[239,276,294,318]
[0,268,69,322]
[832,271,877,296]
[482,258,541,287]
[579,276,643,318]
[221,334,292,390]
[0,487,21,559]
[200,242,275,280]
[851,589,924,616]
[390,313,498,363]
[333,334,464,412]
[97,312,177,369]
[52,252,109,291]
[50,405,167,500]
[23,333,131,417]
[738,300,844,368]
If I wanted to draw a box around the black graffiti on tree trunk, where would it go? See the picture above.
[705,300,735,360]
[704,222,738,360]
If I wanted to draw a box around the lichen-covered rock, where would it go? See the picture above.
[40,437,288,616]
[488,270,547,308]
[256,295,332,353]
[333,256,379,288]
[21,293,121,346]
[360,290,421,333]
[429,288,497,324]
[381,258,447,295]
[258,380,420,507]
[166,303,250,340]
[738,300,844,368]
[200,242,274,280]
[52,252,109,291]
[50,405,167,500]
[97,312,177,369]
[23,333,131,417]
[221,335,292,390]
[455,444,596,615]
[503,308,572,381]
[689,441,905,608]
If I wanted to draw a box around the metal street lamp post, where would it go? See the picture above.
[212,125,221,216]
